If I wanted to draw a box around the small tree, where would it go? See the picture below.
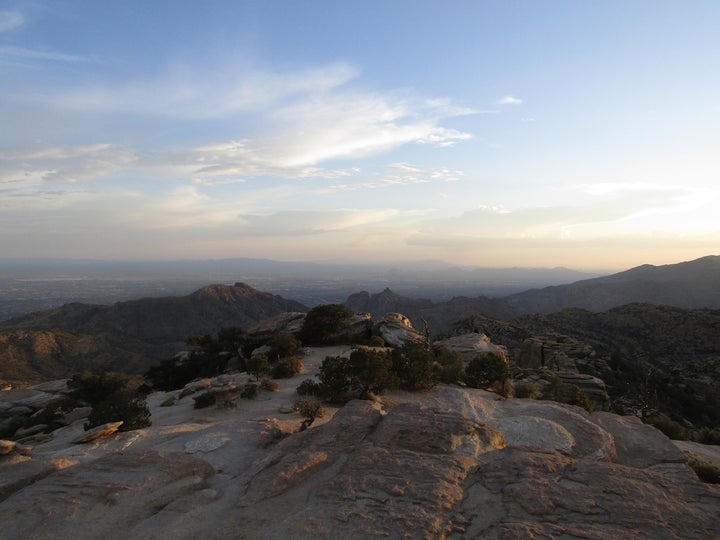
[68,371,129,406]
[299,304,354,345]
[465,353,510,391]
[246,355,270,381]
[84,390,151,432]
[272,356,303,378]
[348,348,396,399]
[317,355,352,402]
[434,347,465,384]
[269,332,300,359]
[391,342,438,391]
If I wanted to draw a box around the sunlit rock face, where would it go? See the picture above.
[0,353,718,540]
[376,312,426,347]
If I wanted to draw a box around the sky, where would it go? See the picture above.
[1,1,719,271]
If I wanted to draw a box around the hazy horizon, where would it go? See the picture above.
[2,2,719,270]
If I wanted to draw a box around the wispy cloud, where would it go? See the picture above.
[0,45,89,63]
[0,10,23,33]
[328,162,462,191]
[54,62,358,118]
[497,95,523,105]
[0,144,136,187]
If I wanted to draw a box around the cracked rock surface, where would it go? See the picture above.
[0,346,718,539]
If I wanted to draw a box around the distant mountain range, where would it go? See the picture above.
[506,255,720,314]
[0,283,306,386]
[1,255,719,387]
[345,255,720,333]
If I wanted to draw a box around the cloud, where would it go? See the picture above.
[406,184,697,249]
[0,45,89,63]
[235,209,398,237]
[497,95,523,105]
[0,144,137,188]
[54,62,358,118]
[328,162,462,191]
[0,10,23,33]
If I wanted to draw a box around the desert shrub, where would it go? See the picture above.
[272,356,303,379]
[514,381,540,399]
[391,342,438,391]
[689,460,720,484]
[269,332,300,359]
[317,355,353,402]
[348,348,396,399]
[260,378,279,392]
[246,355,270,381]
[296,378,323,396]
[543,378,595,412]
[294,396,325,419]
[645,414,690,440]
[193,392,216,409]
[145,358,197,391]
[299,304,354,345]
[464,353,510,391]
[85,390,151,432]
[434,347,465,384]
[698,427,720,446]
[68,371,129,406]
[367,335,386,347]
[241,383,258,399]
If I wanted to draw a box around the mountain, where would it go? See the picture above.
[0,283,307,386]
[506,255,720,314]
[346,288,516,336]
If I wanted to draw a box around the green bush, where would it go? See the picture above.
[645,414,690,440]
[84,390,151,432]
[434,347,465,384]
[465,353,510,391]
[367,335,386,347]
[317,356,352,402]
[193,392,216,409]
[348,347,396,399]
[299,304,354,345]
[241,383,258,399]
[294,396,325,419]
[246,355,270,381]
[514,381,539,399]
[269,332,301,359]
[272,356,303,379]
[698,427,720,446]
[296,378,323,396]
[391,342,438,391]
[68,371,129,406]
[543,378,595,412]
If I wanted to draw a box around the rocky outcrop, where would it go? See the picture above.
[433,332,508,362]
[375,313,425,347]
[0,350,717,539]
[72,421,123,444]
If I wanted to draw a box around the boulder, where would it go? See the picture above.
[433,332,508,361]
[338,312,373,343]
[72,421,123,444]
[247,312,306,339]
[376,313,425,347]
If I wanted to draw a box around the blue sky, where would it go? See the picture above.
[1,1,718,270]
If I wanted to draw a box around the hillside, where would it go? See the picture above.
[346,288,516,336]
[0,355,718,539]
[506,255,720,314]
[454,304,720,428]
[0,283,307,386]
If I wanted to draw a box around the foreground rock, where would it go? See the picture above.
[0,356,717,539]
